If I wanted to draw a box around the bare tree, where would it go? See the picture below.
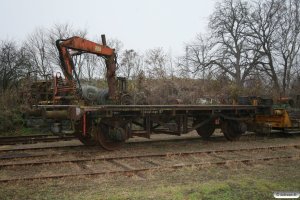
[247,0,300,96]
[24,28,52,77]
[144,48,167,78]
[0,40,30,91]
[276,0,300,95]
[177,34,214,78]
[178,0,300,98]
[47,23,87,77]
[247,0,283,92]
[179,0,260,94]
[86,37,124,80]
[120,49,143,79]
[83,53,97,81]
[166,50,175,78]
[209,0,257,89]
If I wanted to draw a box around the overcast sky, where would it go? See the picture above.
[0,0,216,56]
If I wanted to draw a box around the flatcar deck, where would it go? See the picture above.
[37,104,270,150]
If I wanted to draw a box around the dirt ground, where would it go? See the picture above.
[1,132,300,200]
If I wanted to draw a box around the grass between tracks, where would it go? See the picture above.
[1,159,299,200]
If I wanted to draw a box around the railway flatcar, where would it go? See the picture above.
[25,35,299,150]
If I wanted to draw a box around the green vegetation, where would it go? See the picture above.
[0,127,47,137]
[0,110,23,134]
[0,89,23,135]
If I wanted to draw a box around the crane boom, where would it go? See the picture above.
[56,35,117,100]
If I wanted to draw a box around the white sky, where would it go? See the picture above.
[0,0,216,56]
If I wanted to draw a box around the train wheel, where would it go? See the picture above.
[194,119,215,139]
[221,120,246,141]
[96,123,126,151]
[74,121,98,146]
[76,133,98,146]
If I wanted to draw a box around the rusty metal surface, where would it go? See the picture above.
[56,36,117,101]
[38,104,258,119]
[60,36,114,55]
[81,104,258,112]
[44,110,69,119]
[38,104,257,110]
[38,104,259,120]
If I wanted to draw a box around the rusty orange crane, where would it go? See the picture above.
[55,35,117,101]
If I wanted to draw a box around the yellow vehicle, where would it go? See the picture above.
[254,97,300,134]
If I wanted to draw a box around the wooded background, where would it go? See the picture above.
[0,0,299,131]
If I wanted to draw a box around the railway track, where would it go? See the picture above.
[0,134,76,145]
[1,128,296,148]
[0,131,296,154]
[0,143,299,183]
[0,132,270,153]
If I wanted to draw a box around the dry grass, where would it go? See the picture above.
[1,134,300,199]
[1,159,299,200]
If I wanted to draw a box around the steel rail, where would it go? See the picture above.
[0,144,298,169]
[0,132,264,154]
[0,154,297,183]
[0,132,292,154]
